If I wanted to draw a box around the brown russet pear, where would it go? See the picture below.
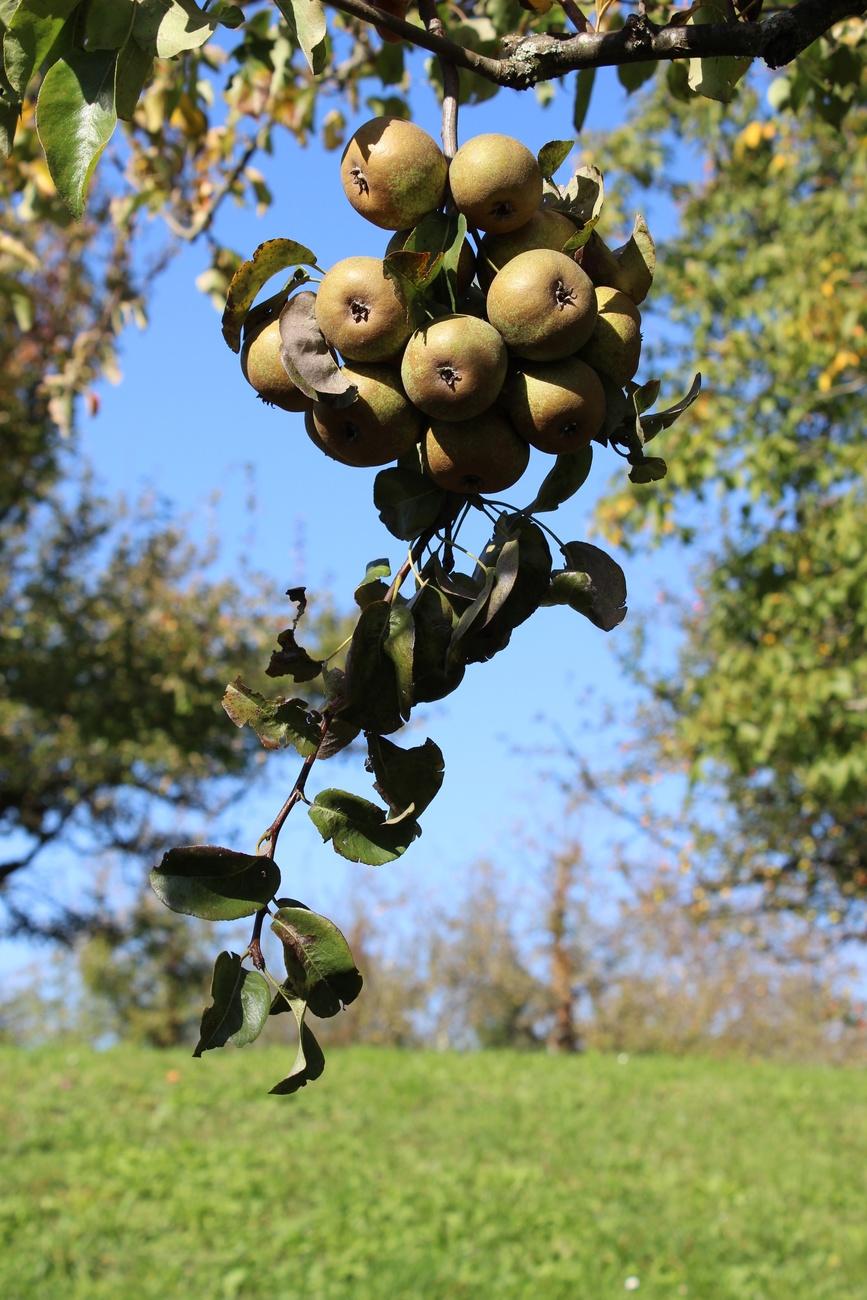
[448,134,543,235]
[578,286,642,384]
[315,257,414,363]
[311,364,421,467]
[506,357,606,453]
[340,117,448,231]
[401,314,507,422]
[477,208,577,289]
[423,412,530,494]
[486,249,597,362]
[241,316,312,412]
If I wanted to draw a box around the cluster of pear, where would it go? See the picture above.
[241,117,643,495]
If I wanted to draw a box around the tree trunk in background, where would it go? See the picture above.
[547,850,579,1054]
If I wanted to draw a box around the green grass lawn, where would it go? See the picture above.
[0,1046,864,1299]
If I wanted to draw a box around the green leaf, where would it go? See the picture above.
[271,904,363,1018]
[384,605,414,721]
[194,952,271,1056]
[150,846,280,921]
[279,290,358,406]
[525,445,593,513]
[367,735,444,819]
[458,516,552,664]
[85,0,135,51]
[132,0,219,59]
[220,238,317,353]
[340,602,405,735]
[612,214,656,305]
[629,456,667,484]
[373,467,449,541]
[688,5,751,104]
[275,0,327,76]
[269,996,326,1095]
[383,249,444,299]
[3,0,78,97]
[617,60,656,94]
[542,541,627,632]
[222,678,323,756]
[354,558,391,610]
[407,582,465,704]
[640,373,702,442]
[556,165,605,250]
[573,67,595,132]
[309,789,419,865]
[35,47,118,219]
[114,39,153,121]
[537,139,574,180]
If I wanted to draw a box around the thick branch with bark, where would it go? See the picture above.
[325,0,865,88]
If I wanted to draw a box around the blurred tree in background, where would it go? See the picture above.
[590,75,867,937]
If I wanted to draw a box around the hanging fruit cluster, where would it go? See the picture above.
[150,119,700,1097]
[227,117,696,501]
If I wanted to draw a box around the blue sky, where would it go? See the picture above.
[5,49,703,979]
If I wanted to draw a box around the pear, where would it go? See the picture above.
[241,316,311,412]
[577,286,642,384]
[477,208,577,289]
[340,118,448,231]
[423,412,530,494]
[311,364,422,467]
[506,357,606,453]
[315,257,414,363]
[401,314,507,422]
[486,249,597,362]
[448,134,543,235]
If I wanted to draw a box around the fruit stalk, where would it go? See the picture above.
[419,0,459,160]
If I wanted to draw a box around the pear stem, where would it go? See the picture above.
[419,0,459,160]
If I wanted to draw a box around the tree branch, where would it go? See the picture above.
[326,0,865,88]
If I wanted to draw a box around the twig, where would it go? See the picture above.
[418,0,459,158]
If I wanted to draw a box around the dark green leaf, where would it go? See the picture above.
[220,239,317,353]
[688,5,750,104]
[458,516,552,664]
[629,456,667,484]
[265,627,323,682]
[617,60,656,94]
[114,39,153,121]
[367,734,445,819]
[150,846,280,921]
[542,540,627,631]
[383,605,414,720]
[407,582,465,704]
[573,67,595,132]
[640,373,702,442]
[354,558,391,609]
[194,952,271,1056]
[85,0,135,51]
[383,248,444,298]
[35,48,118,219]
[373,467,448,541]
[4,0,78,97]
[271,904,363,1017]
[538,139,574,181]
[340,601,405,735]
[525,445,593,513]
[308,789,419,865]
[278,290,358,406]
[222,678,323,756]
[269,996,326,1095]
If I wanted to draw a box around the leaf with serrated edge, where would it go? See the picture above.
[309,789,419,865]
[194,952,270,1055]
[149,846,280,921]
[271,905,362,1017]
[221,238,317,353]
